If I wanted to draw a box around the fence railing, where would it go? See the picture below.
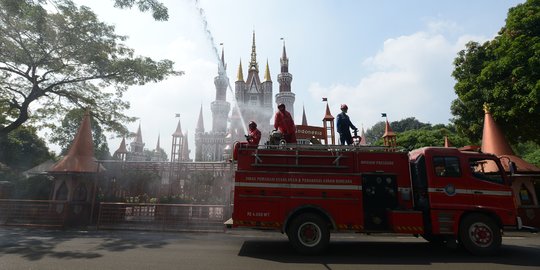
[0,199,69,227]
[97,202,228,232]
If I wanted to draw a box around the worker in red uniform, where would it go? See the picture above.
[273,103,297,143]
[246,121,261,146]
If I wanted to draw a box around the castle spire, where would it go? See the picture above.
[135,123,143,143]
[302,106,308,125]
[237,59,244,81]
[172,118,182,136]
[156,134,161,150]
[218,46,226,75]
[249,31,258,71]
[196,104,205,133]
[264,59,271,82]
[280,40,289,73]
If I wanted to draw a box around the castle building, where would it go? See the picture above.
[194,49,231,161]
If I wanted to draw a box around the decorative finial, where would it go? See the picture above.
[483,103,490,114]
[249,31,258,71]
[237,59,244,81]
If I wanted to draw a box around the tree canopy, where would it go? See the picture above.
[451,0,540,144]
[0,0,181,162]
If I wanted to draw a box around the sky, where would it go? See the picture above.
[66,0,524,159]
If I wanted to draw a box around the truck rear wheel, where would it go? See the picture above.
[287,213,329,255]
[459,214,501,255]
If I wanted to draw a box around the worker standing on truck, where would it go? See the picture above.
[274,103,297,143]
[336,104,358,145]
[246,121,261,146]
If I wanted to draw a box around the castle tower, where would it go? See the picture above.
[211,48,231,133]
[171,118,185,163]
[276,41,295,118]
[113,137,128,161]
[383,119,397,149]
[151,134,165,161]
[129,123,145,161]
[234,31,274,142]
[322,103,335,145]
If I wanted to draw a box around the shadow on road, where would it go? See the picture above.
[0,227,174,261]
[238,240,540,267]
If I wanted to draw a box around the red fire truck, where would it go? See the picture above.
[231,143,523,255]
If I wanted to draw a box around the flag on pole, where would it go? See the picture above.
[381,113,387,117]
[322,97,328,102]
[219,43,223,45]
[175,113,180,118]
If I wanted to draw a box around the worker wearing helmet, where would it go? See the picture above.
[273,103,297,143]
[246,121,261,146]
[336,104,358,145]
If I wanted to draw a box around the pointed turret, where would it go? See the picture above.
[113,137,128,161]
[237,59,244,82]
[280,40,289,73]
[171,117,185,163]
[49,109,98,173]
[481,104,540,172]
[276,39,295,118]
[155,134,161,151]
[383,119,397,149]
[360,126,367,145]
[182,131,190,161]
[135,123,143,143]
[173,118,183,136]
[302,106,308,126]
[481,104,513,155]
[322,103,335,145]
[218,47,226,75]
[264,60,271,82]
[249,31,258,71]
[196,105,204,133]
[444,136,452,148]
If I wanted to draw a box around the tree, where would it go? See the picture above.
[451,0,540,144]
[2,125,53,172]
[0,0,181,162]
[395,126,471,152]
[364,117,430,144]
[112,0,169,21]
[49,108,111,160]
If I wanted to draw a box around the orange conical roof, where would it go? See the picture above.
[481,105,540,173]
[323,103,334,120]
[49,109,99,173]
[444,136,452,148]
[383,120,395,137]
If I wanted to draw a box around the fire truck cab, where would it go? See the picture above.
[232,143,521,255]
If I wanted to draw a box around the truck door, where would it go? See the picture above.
[428,156,475,211]
[467,158,514,211]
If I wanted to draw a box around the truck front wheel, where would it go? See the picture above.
[287,213,330,254]
[459,214,501,255]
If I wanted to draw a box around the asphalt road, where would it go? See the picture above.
[0,227,539,270]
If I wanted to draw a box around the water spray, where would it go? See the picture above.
[193,0,248,136]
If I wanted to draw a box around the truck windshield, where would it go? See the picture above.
[468,158,504,185]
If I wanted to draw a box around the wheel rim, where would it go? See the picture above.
[297,221,321,247]
[468,222,493,247]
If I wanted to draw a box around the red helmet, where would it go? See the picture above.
[248,121,257,128]
[341,104,348,110]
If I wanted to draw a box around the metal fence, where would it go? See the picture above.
[97,202,228,232]
[0,199,69,227]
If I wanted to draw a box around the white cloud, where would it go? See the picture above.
[308,22,489,129]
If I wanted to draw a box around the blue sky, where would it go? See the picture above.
[69,0,523,158]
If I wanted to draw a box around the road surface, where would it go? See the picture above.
[0,227,539,270]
